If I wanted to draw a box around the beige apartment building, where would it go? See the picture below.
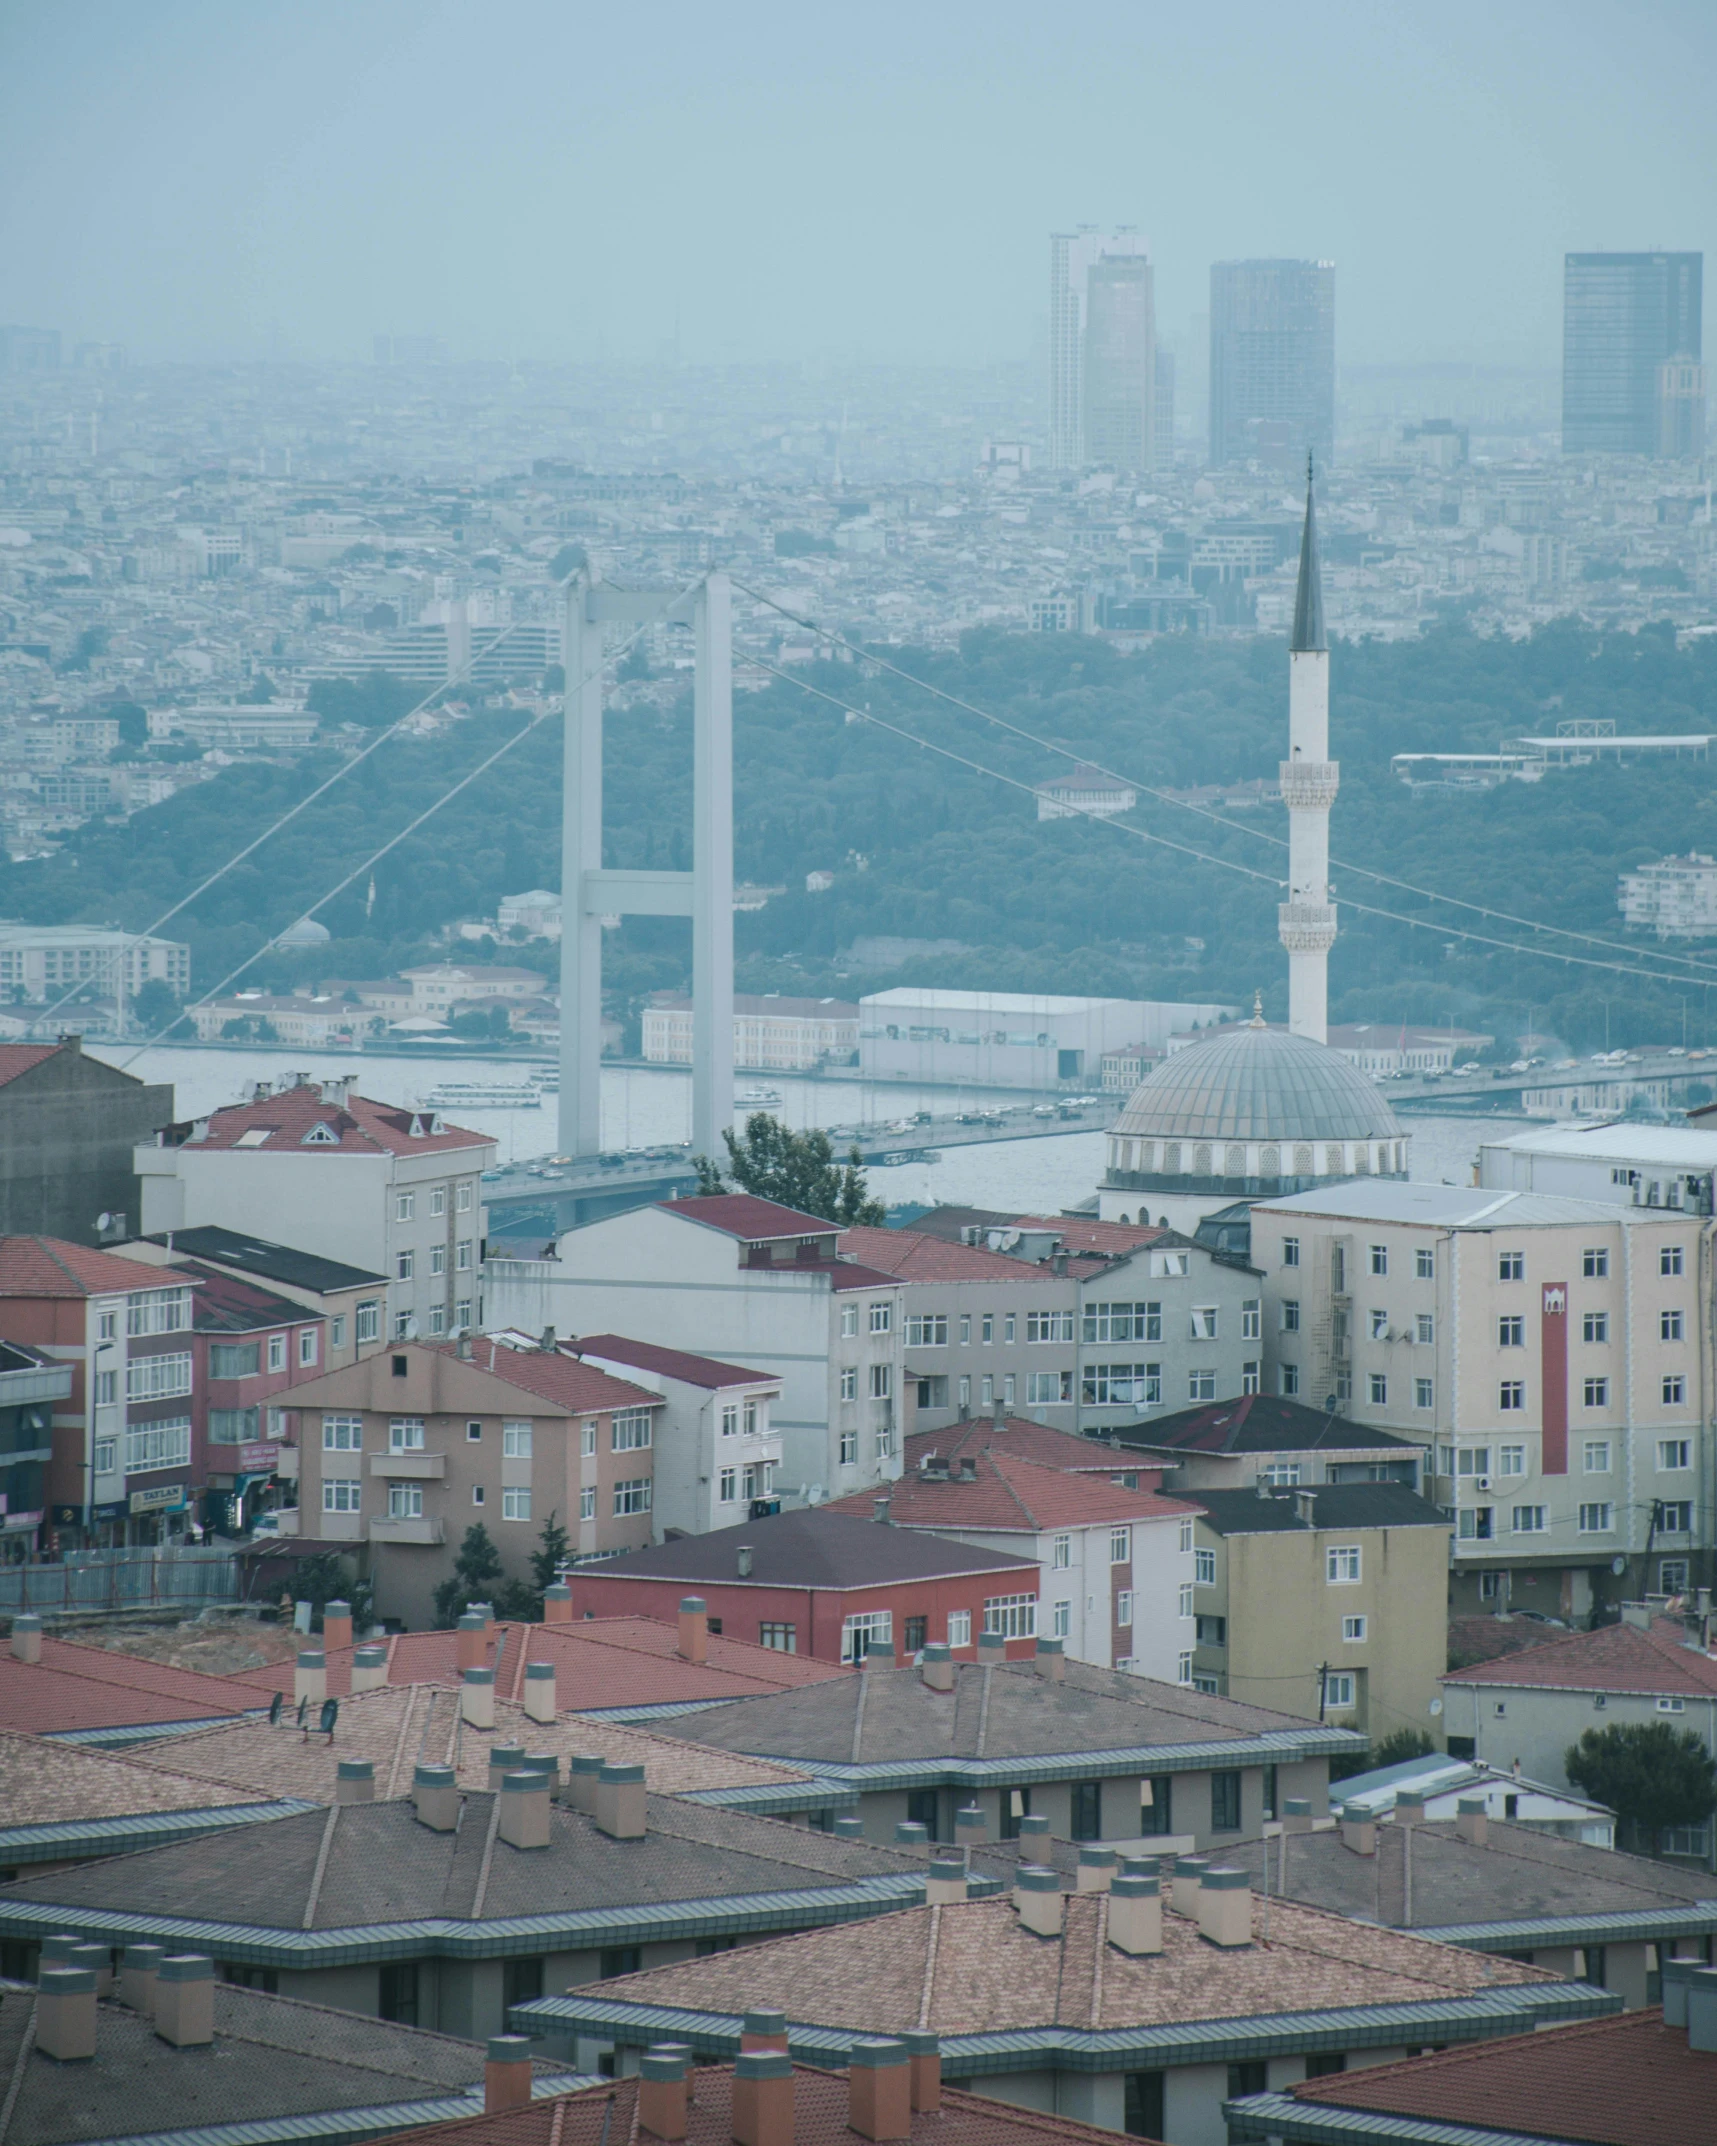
[1251,1185,1708,1621]
[642,993,859,1073]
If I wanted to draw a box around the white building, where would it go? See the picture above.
[400,964,546,1016]
[497,891,562,940]
[860,989,1232,1091]
[0,925,190,1004]
[1618,852,1717,939]
[643,994,859,1073]
[1328,1023,1495,1075]
[1478,1122,1717,1216]
[189,993,364,1047]
[1034,764,1138,822]
[151,704,320,751]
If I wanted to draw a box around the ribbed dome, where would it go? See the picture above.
[1114,1024,1403,1144]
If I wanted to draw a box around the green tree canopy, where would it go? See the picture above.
[1564,1721,1717,1849]
[432,1521,505,1628]
[283,1551,373,1636]
[697,1113,884,1225]
[1329,1726,1436,1783]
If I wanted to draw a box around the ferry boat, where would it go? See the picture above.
[737,1086,783,1107]
[419,1080,543,1110]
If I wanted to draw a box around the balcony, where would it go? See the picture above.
[370,1451,446,1480]
[369,1513,444,1546]
[274,1447,299,1480]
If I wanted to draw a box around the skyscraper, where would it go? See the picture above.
[1562,253,1704,457]
[1083,253,1156,473]
[1278,460,1336,1045]
[1208,260,1335,469]
[1048,228,1150,469]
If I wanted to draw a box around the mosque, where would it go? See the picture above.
[1097,465,1409,1230]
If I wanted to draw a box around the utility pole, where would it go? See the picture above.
[1316,1660,1330,1722]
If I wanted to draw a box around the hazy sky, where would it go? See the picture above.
[3,0,1712,368]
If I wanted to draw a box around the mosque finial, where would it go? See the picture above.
[1250,990,1266,1027]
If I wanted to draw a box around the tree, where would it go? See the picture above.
[132,978,185,1037]
[1564,1722,1717,1851]
[284,1551,373,1636]
[1329,1726,1436,1783]
[530,1510,571,1598]
[432,1522,505,1628]
[696,1113,885,1225]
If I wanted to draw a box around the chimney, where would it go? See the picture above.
[848,2038,912,2142]
[1015,1864,1063,1938]
[10,1613,42,1664]
[864,1639,894,1669]
[69,1942,113,1996]
[732,2049,794,2146]
[1687,1967,1717,2055]
[456,1612,488,1670]
[639,2044,690,2139]
[1392,1791,1426,1826]
[322,1600,353,1653]
[1295,1489,1317,1527]
[678,1596,709,1663]
[543,1582,573,1623]
[1340,1803,1377,1857]
[153,1955,215,2048]
[893,1821,930,1857]
[1119,1854,1160,1880]
[737,1545,754,1579]
[976,1630,1006,1663]
[1376,1815,1409,1927]
[925,1856,967,1906]
[902,2031,941,2114]
[413,1763,459,1831]
[1076,1845,1117,1893]
[1455,1796,1489,1846]
[955,1802,987,1848]
[992,1400,1006,1426]
[565,1753,604,1813]
[487,1744,528,1790]
[1662,1956,1699,2027]
[118,1944,164,2016]
[873,1496,891,1525]
[1169,1854,1208,1914]
[833,1815,866,1840]
[1017,1814,1051,1847]
[461,1666,496,1729]
[485,2035,535,2113]
[523,1660,557,1723]
[1107,1873,1163,1956]
[35,1967,98,2062]
[294,1650,326,1705]
[1196,1867,1253,1948]
[539,1326,558,1354]
[1035,1638,1065,1680]
[595,1761,646,1840]
[457,1331,474,1361]
[472,1600,498,1640]
[1051,1251,1068,1276]
[335,1759,374,1805]
[741,2009,789,2053]
[920,1641,954,1691]
[1281,1798,1314,1834]
[351,1644,389,1694]
[498,1770,552,1850]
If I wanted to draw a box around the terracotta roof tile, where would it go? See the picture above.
[838,1227,1067,1284]
[191,1085,492,1156]
[0,1636,254,1735]
[0,1044,63,1090]
[1442,1614,1717,1697]
[573,1334,776,1389]
[660,1195,840,1239]
[902,1416,1163,1480]
[0,1725,256,1826]
[0,1236,194,1300]
[430,1337,663,1414]
[827,1449,1199,1532]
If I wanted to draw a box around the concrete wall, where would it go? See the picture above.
[1442,1675,1717,1801]
[0,1043,173,1245]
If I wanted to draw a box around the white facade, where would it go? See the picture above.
[570,1342,783,1537]
[643,995,859,1073]
[497,890,562,939]
[1618,852,1717,939]
[860,990,1232,1091]
[0,925,190,1001]
[1279,476,1337,1046]
[1479,1123,1717,1215]
[1048,227,1149,470]
[154,703,319,751]
[1034,765,1138,822]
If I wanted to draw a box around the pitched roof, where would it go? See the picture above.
[0,1635,254,1736]
[573,1333,776,1390]
[825,1450,1199,1534]
[431,1336,664,1414]
[1122,1392,1420,1457]
[1194,1484,1450,1536]
[0,1724,257,1829]
[1011,1216,1170,1256]
[1441,1613,1717,1697]
[838,1226,1066,1284]
[178,1260,309,1334]
[0,1043,63,1090]
[660,1194,839,1240]
[903,1415,1161,1480]
[190,1084,492,1156]
[143,1223,387,1292]
[0,1235,194,1300]
[576,1507,1041,1591]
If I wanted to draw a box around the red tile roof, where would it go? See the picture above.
[573,1334,776,1390]
[1442,1613,1717,1697]
[0,1236,196,1300]
[1289,2006,1709,2145]
[838,1227,1066,1284]
[659,1194,840,1240]
[192,1085,491,1156]
[1012,1216,1169,1255]
[0,1044,63,1090]
[0,1636,255,1735]
[429,1338,662,1415]
[903,1415,1165,1481]
[827,1449,1199,1533]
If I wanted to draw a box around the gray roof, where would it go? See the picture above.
[1254,1184,1633,1228]
[678,1656,1355,1780]
[586,1506,1040,1589]
[142,1225,387,1293]
[1290,458,1327,654]
[1121,1394,1419,1458]
[1114,1026,1402,1144]
[0,1978,581,2146]
[1195,1485,1450,1537]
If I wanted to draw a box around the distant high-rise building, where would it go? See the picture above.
[1153,346,1176,465]
[1048,229,1150,469]
[1562,253,1703,457]
[1083,253,1156,473]
[0,327,61,373]
[1208,261,1335,469]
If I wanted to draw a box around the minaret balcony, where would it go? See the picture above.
[1279,759,1340,810]
[1278,901,1337,952]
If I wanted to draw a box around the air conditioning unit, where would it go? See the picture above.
[1477,1476,1492,1492]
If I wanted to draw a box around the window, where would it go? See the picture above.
[1241,1299,1260,1340]
[599,1948,641,1981]
[322,1480,362,1513]
[1511,1505,1547,1534]
[579,1486,596,1521]
[388,1483,423,1519]
[502,1487,531,1522]
[947,1609,972,1648]
[126,1288,191,1336]
[1368,1373,1388,1405]
[208,1408,259,1445]
[1003,1314,1017,1343]
[1189,1305,1219,1340]
[396,1251,414,1281]
[1663,1374,1687,1405]
[1323,1672,1356,1710]
[1583,1376,1610,1408]
[1579,1502,1615,1533]
[1498,1444,1526,1477]
[472,1486,485,1506]
[1261,1460,1302,1487]
[1582,1246,1608,1278]
[460,1420,480,1445]
[1660,1439,1692,1471]
[355,1300,380,1344]
[1659,1501,1695,1533]
[1177,1651,1193,1684]
[1029,1370,1073,1405]
[389,1418,425,1452]
[93,1435,117,1474]
[983,1594,1037,1639]
[1657,1696,1687,1715]
[720,1404,739,1438]
[955,1313,971,1346]
[1052,1599,1071,1638]
[126,1352,193,1402]
[1369,1243,1387,1276]
[98,1309,117,1342]
[759,1623,797,1653]
[839,1428,858,1465]
[1149,1250,1189,1278]
[493,1419,531,1459]
[1028,1310,1075,1344]
[1416,1246,1435,1279]
[1052,1534,1072,1569]
[980,1376,994,1407]
[718,1467,737,1503]
[1498,1251,1524,1281]
[429,1245,446,1277]
[1070,1781,1103,1841]
[1414,1313,1434,1346]
[396,1193,415,1222]
[1660,1559,1692,1594]
[611,1409,652,1451]
[1583,1439,1612,1473]
[981,1315,993,1344]
[1081,1364,1160,1407]
[1458,1507,1495,1541]
[1498,1316,1524,1348]
[455,1239,473,1272]
[1243,1361,1261,1394]
[1282,1237,1300,1267]
[843,1610,892,1662]
[1117,1590,1134,1628]
[1281,1299,1301,1332]
[1123,2072,1165,2141]
[1414,1377,1434,1410]
[1280,1362,1300,1397]
[457,1181,473,1213]
[265,1333,286,1374]
[1499,1381,1525,1412]
[1662,1245,1685,1277]
[1327,1545,1362,1583]
[1659,1308,1686,1345]
[1211,1771,1242,1831]
[869,1301,891,1334]
[429,1186,447,1218]
[1584,1312,1609,1343]
[1085,1302,1161,1344]
[1177,1581,1193,1618]
[331,1315,347,1349]
[124,1417,190,1474]
[906,1314,948,1347]
[840,1367,858,1401]
[1189,1368,1216,1402]
[840,1304,858,1338]
[869,1363,892,1400]
[1110,1526,1132,1564]
[1195,1547,1217,1585]
[581,1421,597,1457]
[209,1342,260,1380]
[1342,1614,1367,1642]
[1195,1615,1226,1648]
[297,1328,318,1368]
[323,1415,363,1451]
[613,1478,652,1516]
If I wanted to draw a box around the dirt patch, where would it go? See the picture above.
[75,1616,303,1678]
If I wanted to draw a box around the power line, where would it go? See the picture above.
[734,579,1717,984]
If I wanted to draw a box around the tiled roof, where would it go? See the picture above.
[1012,1216,1170,1255]
[1122,1393,1420,1457]
[0,1234,194,1300]
[838,1227,1066,1284]
[0,1636,254,1735]
[0,1043,63,1090]
[577,1508,1041,1591]
[1195,1485,1449,1536]
[903,1416,1160,1479]
[825,1450,1199,1533]
[375,2064,1160,2146]
[573,1333,776,1389]
[660,1194,840,1240]
[1441,1614,1717,1697]
[1285,2006,1713,2144]
[179,1260,309,1334]
[192,1084,492,1155]
[0,1725,256,1826]
[429,1337,663,1414]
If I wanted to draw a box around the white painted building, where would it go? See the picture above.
[497,890,562,939]
[1618,852,1717,939]
[1034,764,1138,822]
[643,994,859,1073]
[860,989,1233,1091]
[1479,1122,1717,1216]
[0,925,190,1003]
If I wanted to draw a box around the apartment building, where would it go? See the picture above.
[483,1196,906,1507]
[1122,1392,1424,1495]
[0,925,190,1004]
[0,1341,71,1547]
[1251,1184,1708,1619]
[400,963,545,1016]
[287,1335,664,1625]
[642,993,859,1072]
[1076,1238,1262,1432]
[174,1262,327,1536]
[0,1035,173,1245]
[134,1076,494,1344]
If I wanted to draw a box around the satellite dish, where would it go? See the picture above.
[268,1690,283,1726]
[95,1213,114,1232]
[319,1697,339,1735]
[1428,1698,1443,1717]
[1611,1556,1628,1576]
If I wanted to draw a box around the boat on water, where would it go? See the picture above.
[737,1086,783,1107]
[419,1081,543,1110]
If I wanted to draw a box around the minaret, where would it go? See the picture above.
[1278,454,1337,1044]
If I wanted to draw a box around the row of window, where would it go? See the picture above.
[719,1401,766,1438]
[1284,1238,1684,1281]
[322,1412,653,1455]
[393,1184,475,1222]
[1455,1501,1654,1539]
[1288,1365,1692,1411]
[1441,1438,1691,1476]
[717,1463,775,1503]
[838,1302,896,1336]
[209,1332,320,1379]
[396,1242,476,1281]
[327,1478,653,1523]
[837,1425,896,1464]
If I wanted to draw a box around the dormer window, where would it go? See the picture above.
[302,1123,339,1146]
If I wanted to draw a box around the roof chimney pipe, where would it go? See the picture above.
[873,1496,891,1524]
[925,1856,968,1906]
[153,1955,215,2048]
[11,1614,43,1665]
[903,2031,941,2114]
[413,1763,459,1831]
[1196,1867,1253,1948]
[639,2044,690,2139]
[565,1753,604,1812]
[485,2036,534,2113]
[741,2009,789,2054]
[920,1641,954,1691]
[36,1967,98,2062]
[351,1644,389,1693]
[294,1650,326,1705]
[1107,1873,1163,1956]
[1035,1637,1065,1680]
[1455,1795,1489,1846]
[594,1760,646,1840]
[731,2050,794,2146]
[678,1596,709,1663]
[118,1944,164,2016]
[460,1665,496,1729]
[1015,1864,1063,1939]
[1340,1803,1377,1857]
[498,1770,552,1850]
[321,1600,353,1653]
[543,1581,572,1623]
[847,2039,912,2142]
[335,1759,374,1804]
[523,1659,557,1723]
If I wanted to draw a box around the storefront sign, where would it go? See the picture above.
[238,1442,280,1474]
[129,1483,188,1515]
[2,1509,42,1532]
[92,1499,130,1522]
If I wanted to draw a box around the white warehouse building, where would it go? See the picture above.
[858,989,1234,1091]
